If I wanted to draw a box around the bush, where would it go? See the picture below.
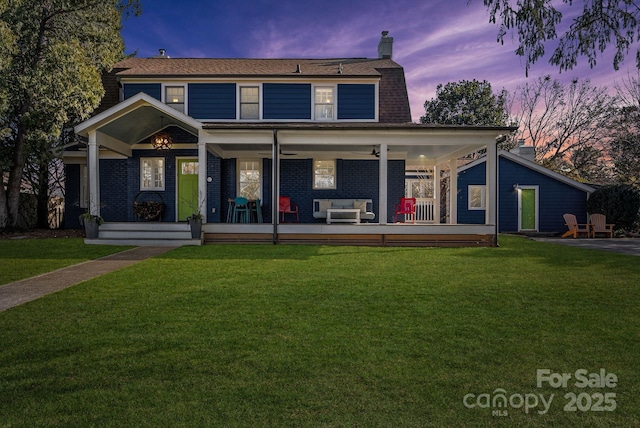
[587,184,640,231]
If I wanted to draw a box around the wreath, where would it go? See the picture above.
[133,191,164,221]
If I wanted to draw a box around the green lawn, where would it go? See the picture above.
[0,238,131,285]
[0,236,638,427]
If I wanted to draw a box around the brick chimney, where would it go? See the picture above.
[378,31,393,59]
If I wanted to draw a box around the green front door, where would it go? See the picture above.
[520,188,537,230]
[177,159,199,221]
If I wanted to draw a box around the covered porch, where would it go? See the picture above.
[70,94,507,247]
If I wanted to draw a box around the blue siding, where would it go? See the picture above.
[188,83,236,119]
[337,84,375,120]
[123,83,161,101]
[263,83,311,119]
[457,156,591,233]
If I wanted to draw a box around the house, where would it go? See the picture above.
[64,32,514,246]
[457,145,595,233]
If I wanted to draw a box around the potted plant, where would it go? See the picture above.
[187,212,202,239]
[79,212,103,239]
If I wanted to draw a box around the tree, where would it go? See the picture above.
[480,0,640,75]
[510,75,617,182]
[0,0,140,230]
[587,184,640,231]
[421,79,510,126]
[609,71,640,186]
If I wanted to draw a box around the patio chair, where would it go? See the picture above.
[279,196,299,223]
[394,197,416,223]
[561,213,591,238]
[590,213,614,238]
[232,197,249,223]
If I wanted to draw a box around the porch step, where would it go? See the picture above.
[86,222,202,246]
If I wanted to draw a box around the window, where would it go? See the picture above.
[240,86,260,119]
[314,87,334,120]
[468,185,485,210]
[313,159,336,189]
[165,86,185,113]
[238,160,261,199]
[141,158,165,191]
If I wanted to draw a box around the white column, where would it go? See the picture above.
[378,143,388,224]
[198,136,207,223]
[87,131,100,217]
[449,158,457,224]
[486,142,498,225]
[433,164,440,223]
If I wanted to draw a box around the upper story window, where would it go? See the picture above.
[238,160,261,199]
[141,158,165,191]
[314,87,334,120]
[240,86,260,120]
[165,86,185,113]
[313,159,336,189]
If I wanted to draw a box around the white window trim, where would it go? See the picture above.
[313,159,337,190]
[237,159,262,199]
[140,157,165,191]
[161,83,188,115]
[468,185,486,210]
[238,84,262,121]
[313,85,336,121]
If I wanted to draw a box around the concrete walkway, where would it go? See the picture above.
[530,237,640,256]
[0,246,176,312]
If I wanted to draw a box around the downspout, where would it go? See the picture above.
[272,129,279,244]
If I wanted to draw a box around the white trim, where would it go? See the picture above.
[74,92,202,138]
[517,185,539,231]
[457,150,595,194]
[313,85,336,121]
[468,185,486,210]
[162,83,187,115]
[140,157,166,191]
[237,83,262,121]
[312,159,337,190]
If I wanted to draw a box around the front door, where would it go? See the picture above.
[177,158,199,221]
[518,186,538,231]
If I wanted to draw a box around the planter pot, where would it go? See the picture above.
[84,219,100,239]
[188,218,202,239]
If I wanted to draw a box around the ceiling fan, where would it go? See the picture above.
[352,146,388,157]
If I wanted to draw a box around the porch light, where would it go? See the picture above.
[151,116,172,150]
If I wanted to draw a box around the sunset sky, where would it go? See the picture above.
[120,0,639,122]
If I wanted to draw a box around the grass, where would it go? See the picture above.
[0,238,131,285]
[0,236,638,427]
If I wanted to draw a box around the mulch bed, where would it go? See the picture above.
[0,229,85,240]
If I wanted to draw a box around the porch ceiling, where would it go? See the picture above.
[202,127,504,163]
[75,93,201,150]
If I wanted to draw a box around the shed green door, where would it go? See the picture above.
[520,188,537,230]
[177,159,199,221]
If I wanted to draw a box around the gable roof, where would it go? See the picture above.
[113,57,402,78]
[458,150,595,193]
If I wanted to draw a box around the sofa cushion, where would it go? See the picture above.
[353,200,367,213]
[318,200,332,212]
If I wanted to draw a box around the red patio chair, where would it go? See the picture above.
[394,197,416,223]
[279,196,299,223]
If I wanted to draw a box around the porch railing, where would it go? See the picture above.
[415,198,436,223]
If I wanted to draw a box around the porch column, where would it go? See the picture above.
[87,131,100,217]
[378,143,388,224]
[198,136,207,223]
[449,158,457,224]
[486,142,498,226]
[433,164,440,223]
